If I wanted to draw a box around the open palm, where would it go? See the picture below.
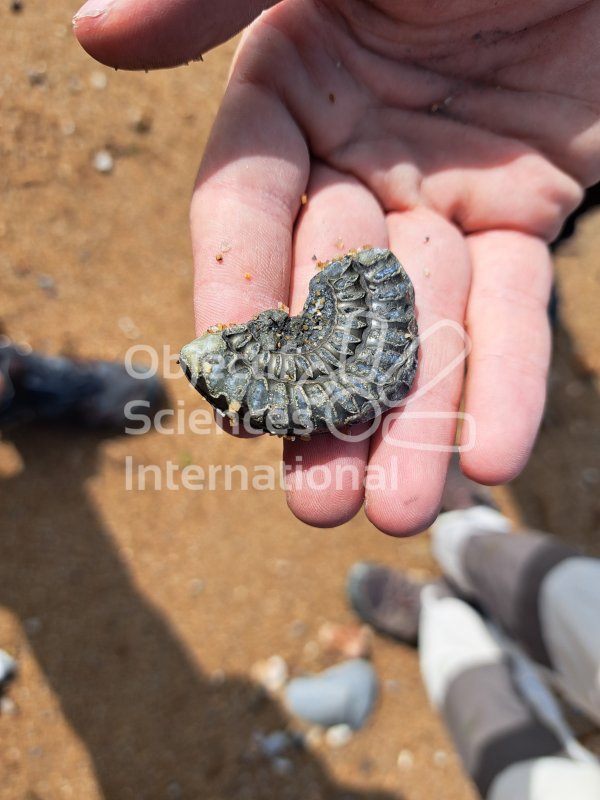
[75,0,600,533]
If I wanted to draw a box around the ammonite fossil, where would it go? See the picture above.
[180,248,418,436]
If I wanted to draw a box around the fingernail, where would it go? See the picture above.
[72,0,112,23]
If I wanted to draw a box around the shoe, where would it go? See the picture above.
[346,562,426,644]
[0,338,166,433]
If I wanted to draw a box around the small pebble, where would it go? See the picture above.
[11,0,24,12]
[90,70,108,90]
[359,757,375,775]
[118,316,140,339]
[67,75,83,94]
[129,109,153,134]
[271,756,293,776]
[68,75,83,93]
[27,67,47,87]
[317,622,373,659]
[37,274,56,295]
[0,650,17,685]
[93,150,114,174]
[433,749,448,766]
[0,696,17,715]
[251,655,288,693]
[304,726,323,751]
[289,620,306,638]
[325,724,353,748]
[397,749,414,769]
[259,730,292,758]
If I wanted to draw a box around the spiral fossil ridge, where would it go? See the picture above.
[180,248,418,436]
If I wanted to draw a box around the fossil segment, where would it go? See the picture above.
[180,248,418,436]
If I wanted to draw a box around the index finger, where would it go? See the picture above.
[190,57,309,332]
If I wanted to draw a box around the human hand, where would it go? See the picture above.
[74,0,600,533]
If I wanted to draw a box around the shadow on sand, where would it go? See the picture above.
[510,309,600,555]
[0,426,398,800]
[508,185,600,553]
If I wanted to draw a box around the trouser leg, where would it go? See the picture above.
[431,508,600,722]
[488,757,600,800]
[419,588,564,798]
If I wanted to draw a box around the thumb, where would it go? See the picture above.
[72,0,281,70]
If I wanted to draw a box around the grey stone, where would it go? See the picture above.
[284,658,377,729]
